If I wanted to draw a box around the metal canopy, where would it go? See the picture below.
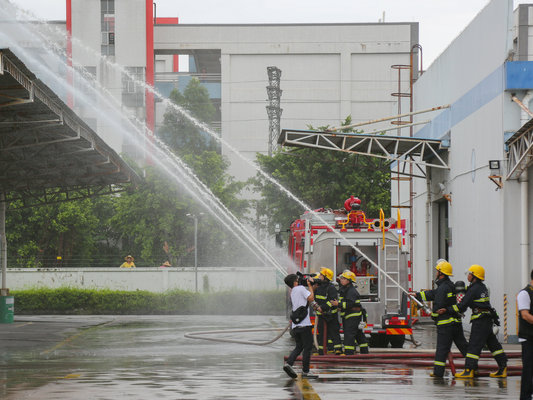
[506,117,533,180]
[0,48,140,206]
[278,128,449,178]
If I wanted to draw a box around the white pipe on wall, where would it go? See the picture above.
[520,91,532,285]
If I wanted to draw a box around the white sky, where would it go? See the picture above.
[8,0,531,66]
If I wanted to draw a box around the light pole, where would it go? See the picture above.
[186,213,203,292]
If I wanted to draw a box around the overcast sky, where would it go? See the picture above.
[8,0,529,67]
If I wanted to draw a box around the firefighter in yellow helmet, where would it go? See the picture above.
[338,270,369,355]
[409,260,467,377]
[455,264,508,379]
[314,267,342,355]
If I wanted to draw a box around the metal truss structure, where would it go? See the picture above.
[278,129,448,178]
[506,117,533,180]
[0,48,140,205]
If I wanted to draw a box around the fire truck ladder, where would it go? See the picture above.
[383,244,401,313]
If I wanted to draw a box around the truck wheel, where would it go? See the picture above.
[388,335,405,348]
[369,333,389,348]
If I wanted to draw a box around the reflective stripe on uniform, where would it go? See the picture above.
[492,349,504,356]
[434,361,446,366]
[452,305,459,313]
[447,293,455,298]
[437,317,459,325]
[345,312,362,319]
[315,295,327,300]
[359,343,369,348]
[420,291,427,301]
[466,353,480,360]
[474,297,490,302]
[344,345,355,350]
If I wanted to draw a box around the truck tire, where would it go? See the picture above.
[388,335,405,348]
[369,333,389,348]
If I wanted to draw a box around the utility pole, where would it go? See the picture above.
[266,66,282,156]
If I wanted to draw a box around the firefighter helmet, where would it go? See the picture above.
[320,267,334,281]
[435,260,453,276]
[340,270,356,283]
[468,264,485,280]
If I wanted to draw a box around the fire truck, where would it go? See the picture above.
[287,196,412,348]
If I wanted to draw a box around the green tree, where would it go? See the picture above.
[252,117,391,233]
[159,78,217,155]
[6,196,115,267]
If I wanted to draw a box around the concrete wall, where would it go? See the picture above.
[409,0,525,341]
[6,267,282,293]
[154,22,418,181]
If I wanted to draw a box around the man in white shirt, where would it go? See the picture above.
[283,273,319,379]
[518,269,533,399]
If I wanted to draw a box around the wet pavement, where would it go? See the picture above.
[0,315,523,399]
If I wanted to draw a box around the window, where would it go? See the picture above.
[100,0,115,56]
[122,67,145,107]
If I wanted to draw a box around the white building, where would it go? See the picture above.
[154,22,419,181]
[408,0,533,342]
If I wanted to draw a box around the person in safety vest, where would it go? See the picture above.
[409,260,467,377]
[517,269,533,399]
[454,264,508,379]
[338,270,369,355]
[314,267,343,355]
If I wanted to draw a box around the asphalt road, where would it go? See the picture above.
[0,315,524,399]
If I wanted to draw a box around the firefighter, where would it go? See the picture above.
[314,267,343,355]
[338,269,369,354]
[454,264,508,379]
[410,260,468,377]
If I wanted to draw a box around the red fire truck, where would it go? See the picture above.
[287,196,412,348]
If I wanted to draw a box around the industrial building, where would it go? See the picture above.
[64,0,419,181]
[406,0,532,342]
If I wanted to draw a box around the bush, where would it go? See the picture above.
[11,288,286,315]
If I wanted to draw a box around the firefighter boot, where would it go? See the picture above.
[489,366,507,378]
[455,369,474,379]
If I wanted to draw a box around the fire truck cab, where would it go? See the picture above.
[287,197,412,348]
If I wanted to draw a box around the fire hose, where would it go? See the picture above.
[184,323,291,346]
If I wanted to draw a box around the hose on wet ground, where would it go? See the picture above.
[184,323,291,346]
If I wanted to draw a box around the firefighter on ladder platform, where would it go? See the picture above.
[314,267,343,355]
[410,260,468,377]
[338,269,369,354]
[454,264,508,379]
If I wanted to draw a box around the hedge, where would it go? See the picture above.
[10,288,286,315]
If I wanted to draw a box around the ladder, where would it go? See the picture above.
[383,244,401,313]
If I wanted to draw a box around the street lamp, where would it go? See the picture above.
[186,212,204,292]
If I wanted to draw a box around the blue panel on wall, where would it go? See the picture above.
[505,61,533,90]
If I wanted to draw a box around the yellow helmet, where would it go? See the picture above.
[468,264,485,280]
[320,267,334,281]
[435,260,453,276]
[340,270,356,283]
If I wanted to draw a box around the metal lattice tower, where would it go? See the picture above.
[266,66,282,156]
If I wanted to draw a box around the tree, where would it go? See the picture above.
[252,116,391,233]
[5,196,114,268]
[159,78,217,156]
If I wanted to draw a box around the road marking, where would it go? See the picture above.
[58,373,81,379]
[14,322,33,328]
[294,376,321,400]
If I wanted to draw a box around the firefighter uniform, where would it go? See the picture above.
[315,270,342,355]
[338,271,369,355]
[414,269,467,377]
[456,265,507,378]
